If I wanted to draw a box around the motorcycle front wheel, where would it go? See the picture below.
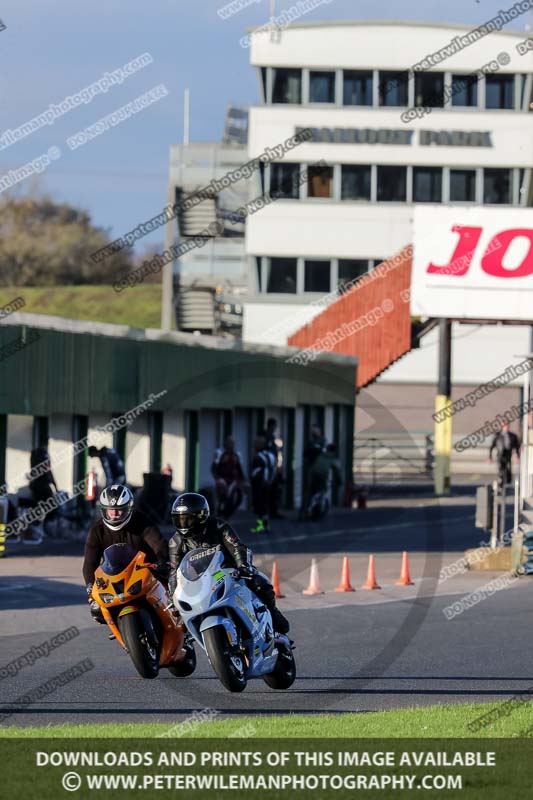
[118,608,159,679]
[203,626,247,693]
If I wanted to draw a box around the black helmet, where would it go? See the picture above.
[99,484,134,530]
[171,493,209,537]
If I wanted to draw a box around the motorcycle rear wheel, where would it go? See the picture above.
[203,626,247,693]
[118,608,159,679]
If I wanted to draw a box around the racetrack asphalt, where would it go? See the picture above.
[1,488,531,729]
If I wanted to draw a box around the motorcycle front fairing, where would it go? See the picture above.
[174,548,279,677]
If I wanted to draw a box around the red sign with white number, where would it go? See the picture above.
[411,207,533,320]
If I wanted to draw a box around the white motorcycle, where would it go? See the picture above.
[173,546,296,693]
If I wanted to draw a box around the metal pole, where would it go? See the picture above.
[514,477,520,538]
[500,480,507,546]
[0,497,6,558]
[434,319,452,495]
[161,181,176,331]
[521,366,529,503]
[183,88,190,146]
[491,479,499,551]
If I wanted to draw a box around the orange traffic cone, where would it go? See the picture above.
[335,556,355,592]
[271,560,285,599]
[303,558,324,595]
[396,551,414,586]
[361,554,381,590]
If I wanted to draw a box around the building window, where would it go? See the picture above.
[343,70,373,105]
[451,73,478,106]
[485,74,515,109]
[304,260,330,292]
[266,258,297,293]
[519,168,527,203]
[341,165,371,201]
[413,167,442,202]
[338,260,368,292]
[272,68,302,104]
[309,71,336,103]
[260,68,267,103]
[307,164,333,198]
[255,257,263,291]
[414,72,444,107]
[450,169,476,202]
[270,163,301,199]
[379,70,409,106]
[484,169,512,204]
[377,165,407,201]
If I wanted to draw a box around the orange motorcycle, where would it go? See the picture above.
[93,543,195,679]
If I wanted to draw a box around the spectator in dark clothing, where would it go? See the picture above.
[263,417,283,519]
[250,436,276,534]
[300,424,326,517]
[309,444,342,496]
[29,447,57,504]
[88,446,126,487]
[27,448,60,532]
[211,435,246,518]
[489,423,520,486]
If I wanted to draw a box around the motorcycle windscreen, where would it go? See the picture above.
[179,547,222,582]
[100,543,138,575]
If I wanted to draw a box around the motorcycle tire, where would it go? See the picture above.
[262,644,296,690]
[118,608,159,679]
[203,626,247,693]
[167,641,197,678]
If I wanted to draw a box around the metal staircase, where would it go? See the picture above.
[177,287,216,334]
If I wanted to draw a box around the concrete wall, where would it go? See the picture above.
[293,406,304,507]
[358,382,522,436]
[246,201,411,263]
[382,323,532,385]
[243,300,321,345]
[87,414,114,489]
[125,415,150,487]
[6,415,33,492]
[161,411,186,492]
[47,415,74,492]
[198,410,219,489]
[250,22,530,75]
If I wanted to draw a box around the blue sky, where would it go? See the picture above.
[0,0,531,254]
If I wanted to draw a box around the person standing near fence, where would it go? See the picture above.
[489,423,520,487]
[249,436,276,534]
[264,417,284,520]
[211,435,246,518]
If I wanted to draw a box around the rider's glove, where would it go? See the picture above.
[85,583,94,601]
[152,561,170,584]
[238,564,254,580]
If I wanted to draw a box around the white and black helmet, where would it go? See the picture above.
[99,485,134,530]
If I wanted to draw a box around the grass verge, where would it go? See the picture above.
[0,285,161,328]
[2,703,532,738]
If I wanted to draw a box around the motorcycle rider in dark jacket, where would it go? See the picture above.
[83,485,169,623]
[168,492,290,634]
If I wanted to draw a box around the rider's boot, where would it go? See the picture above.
[250,517,265,534]
[270,606,290,635]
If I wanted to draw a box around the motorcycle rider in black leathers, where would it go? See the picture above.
[168,492,290,634]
